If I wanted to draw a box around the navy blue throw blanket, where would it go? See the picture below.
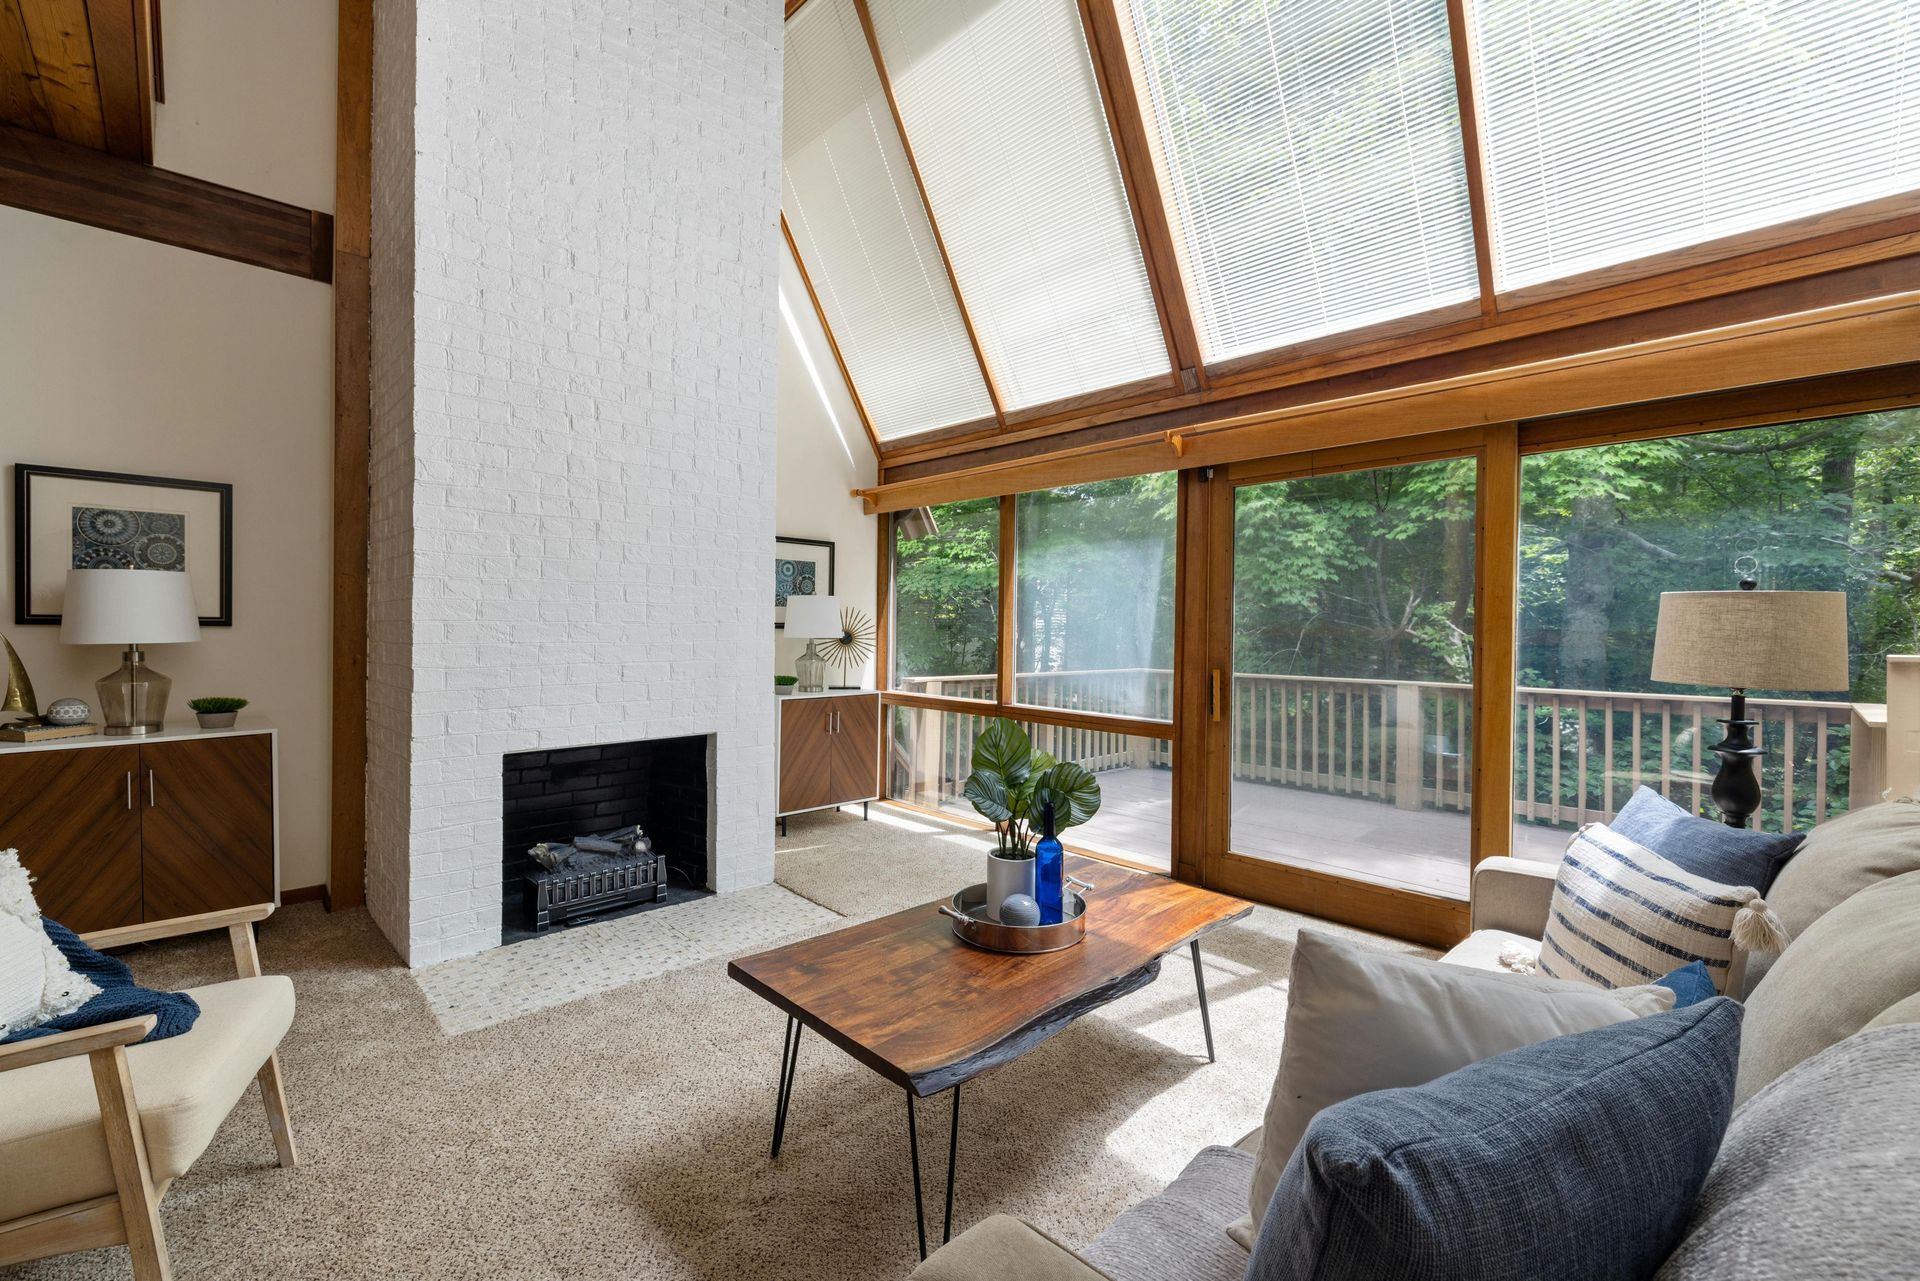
[1,920,199,1045]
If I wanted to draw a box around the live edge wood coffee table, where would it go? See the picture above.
[727,855,1252,1259]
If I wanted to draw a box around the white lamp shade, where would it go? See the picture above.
[60,569,201,646]
[1651,590,1849,692]
[783,594,842,639]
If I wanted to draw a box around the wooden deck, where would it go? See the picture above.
[925,766,1573,898]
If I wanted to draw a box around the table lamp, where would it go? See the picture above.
[1651,579,1848,828]
[60,568,201,735]
[784,594,841,695]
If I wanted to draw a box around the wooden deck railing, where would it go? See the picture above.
[894,669,1854,835]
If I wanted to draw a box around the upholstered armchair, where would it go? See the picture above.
[0,904,297,1281]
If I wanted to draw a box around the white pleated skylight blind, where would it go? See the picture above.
[783,0,997,440]
[1474,0,1920,293]
[868,0,1171,410]
[1126,0,1480,364]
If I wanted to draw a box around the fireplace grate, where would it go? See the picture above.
[521,846,666,932]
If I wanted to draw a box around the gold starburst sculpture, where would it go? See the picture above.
[819,606,875,686]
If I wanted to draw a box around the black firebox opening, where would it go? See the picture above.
[500,734,711,943]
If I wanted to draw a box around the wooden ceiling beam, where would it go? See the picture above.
[856,288,1920,512]
[1078,0,1205,386]
[1445,0,1497,316]
[850,0,1007,423]
[783,212,885,462]
[12,0,102,149]
[0,122,332,279]
[1,0,150,161]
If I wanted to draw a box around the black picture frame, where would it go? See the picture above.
[774,535,835,630]
[15,464,235,627]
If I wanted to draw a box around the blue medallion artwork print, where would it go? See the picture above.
[774,558,817,607]
[71,507,188,572]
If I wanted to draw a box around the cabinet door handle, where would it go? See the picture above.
[147,769,156,808]
[126,770,134,810]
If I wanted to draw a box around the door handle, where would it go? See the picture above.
[147,769,156,808]
[126,771,133,810]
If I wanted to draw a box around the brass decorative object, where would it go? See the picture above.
[820,605,875,688]
[2,635,42,723]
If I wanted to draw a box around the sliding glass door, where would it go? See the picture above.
[1226,455,1479,899]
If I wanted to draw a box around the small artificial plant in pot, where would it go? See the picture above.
[963,719,1102,922]
[774,674,798,696]
[189,696,248,729]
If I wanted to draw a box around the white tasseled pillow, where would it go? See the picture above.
[1539,823,1791,994]
[0,848,98,1037]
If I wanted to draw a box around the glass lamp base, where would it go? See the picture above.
[794,641,828,694]
[95,647,172,735]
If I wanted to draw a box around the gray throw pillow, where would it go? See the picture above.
[1657,1023,1920,1280]
[1612,786,1804,893]
[1247,999,1743,1281]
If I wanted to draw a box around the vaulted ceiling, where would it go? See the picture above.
[782,0,1920,464]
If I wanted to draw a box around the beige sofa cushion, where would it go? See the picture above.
[0,974,293,1223]
[1765,798,1920,940]
[1735,869,1920,1107]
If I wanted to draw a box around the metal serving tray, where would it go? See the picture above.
[938,876,1095,954]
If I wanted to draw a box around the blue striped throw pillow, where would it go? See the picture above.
[1538,823,1789,994]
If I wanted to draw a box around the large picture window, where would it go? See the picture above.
[891,498,1001,700]
[1514,406,1920,845]
[1014,475,1176,722]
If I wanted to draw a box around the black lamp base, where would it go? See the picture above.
[1708,688,1765,829]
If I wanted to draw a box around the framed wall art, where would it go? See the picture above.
[15,464,234,626]
[774,536,834,630]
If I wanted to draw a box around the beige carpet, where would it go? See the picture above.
[11,807,1426,1281]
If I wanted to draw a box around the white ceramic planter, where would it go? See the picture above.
[984,850,1037,922]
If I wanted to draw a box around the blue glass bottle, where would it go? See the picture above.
[1035,800,1064,926]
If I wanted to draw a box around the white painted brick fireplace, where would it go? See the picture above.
[367,0,783,966]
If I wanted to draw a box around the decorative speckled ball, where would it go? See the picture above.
[998,894,1040,927]
[46,698,90,725]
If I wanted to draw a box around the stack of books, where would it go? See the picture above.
[0,721,100,743]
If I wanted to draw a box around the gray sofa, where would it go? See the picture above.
[911,800,1920,1281]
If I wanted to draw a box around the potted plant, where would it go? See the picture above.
[963,719,1102,920]
[774,674,798,697]
[189,696,248,729]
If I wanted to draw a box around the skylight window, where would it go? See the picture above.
[1474,0,1920,292]
[1126,0,1481,363]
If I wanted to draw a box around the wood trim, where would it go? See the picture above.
[1520,363,1920,455]
[882,689,1173,742]
[1444,0,1496,316]
[279,883,329,908]
[329,0,370,911]
[144,0,156,102]
[875,513,893,787]
[849,0,1005,422]
[1470,426,1519,865]
[996,494,1015,698]
[1078,0,1204,384]
[876,234,1920,475]
[1210,853,1469,950]
[14,0,104,150]
[859,288,1920,512]
[782,213,882,461]
[0,122,334,279]
[0,1,56,136]
[1222,425,1491,487]
[1173,464,1230,887]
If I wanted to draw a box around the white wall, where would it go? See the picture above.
[775,244,880,688]
[367,0,785,966]
[0,2,337,893]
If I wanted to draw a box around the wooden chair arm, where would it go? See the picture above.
[79,903,275,952]
[0,1016,158,1074]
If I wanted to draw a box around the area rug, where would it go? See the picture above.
[13,806,1426,1281]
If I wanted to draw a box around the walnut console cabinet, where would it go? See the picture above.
[775,690,880,835]
[0,724,280,934]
